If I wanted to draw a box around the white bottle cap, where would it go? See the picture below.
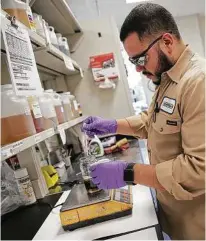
[45,89,53,93]
[14,168,28,179]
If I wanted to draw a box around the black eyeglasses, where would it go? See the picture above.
[129,34,164,67]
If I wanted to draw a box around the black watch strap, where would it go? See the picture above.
[124,163,136,185]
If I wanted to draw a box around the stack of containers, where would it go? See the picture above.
[44,90,65,124]
[1,84,36,145]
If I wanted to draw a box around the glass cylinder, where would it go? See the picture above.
[79,156,101,194]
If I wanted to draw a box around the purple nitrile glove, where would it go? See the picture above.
[82,116,117,138]
[89,160,128,189]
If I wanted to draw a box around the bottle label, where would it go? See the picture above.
[24,107,31,116]
[32,102,43,118]
[17,175,36,204]
[61,106,64,113]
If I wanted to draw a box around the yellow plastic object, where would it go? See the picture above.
[49,185,62,194]
[116,138,128,148]
[42,165,59,189]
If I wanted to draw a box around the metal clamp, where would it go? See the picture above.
[6,15,18,29]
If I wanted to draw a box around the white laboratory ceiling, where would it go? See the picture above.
[67,0,205,28]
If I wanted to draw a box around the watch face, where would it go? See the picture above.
[124,163,135,183]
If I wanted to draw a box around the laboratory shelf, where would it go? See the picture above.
[32,0,82,36]
[1,9,83,77]
[1,116,87,161]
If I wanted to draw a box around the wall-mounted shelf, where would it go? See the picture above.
[1,116,87,161]
[32,0,82,35]
[1,10,83,77]
[31,0,84,54]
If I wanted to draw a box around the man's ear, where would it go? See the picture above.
[161,33,173,54]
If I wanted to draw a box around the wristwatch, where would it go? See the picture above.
[124,163,136,185]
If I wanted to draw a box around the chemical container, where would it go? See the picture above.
[56,34,70,56]
[58,92,73,121]
[27,96,44,133]
[2,0,35,31]
[67,92,79,118]
[48,26,59,49]
[33,13,47,39]
[38,92,58,129]
[14,168,36,205]
[45,90,65,124]
[1,84,36,145]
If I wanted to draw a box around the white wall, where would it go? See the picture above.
[65,17,134,119]
[176,14,205,57]
[197,14,205,56]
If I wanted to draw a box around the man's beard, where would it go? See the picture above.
[143,50,174,86]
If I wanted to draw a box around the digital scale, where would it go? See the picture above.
[60,184,133,231]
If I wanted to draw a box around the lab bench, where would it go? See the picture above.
[1,139,163,240]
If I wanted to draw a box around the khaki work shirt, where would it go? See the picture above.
[126,47,205,240]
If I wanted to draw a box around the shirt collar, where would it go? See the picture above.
[165,46,195,83]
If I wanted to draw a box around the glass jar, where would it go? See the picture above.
[38,92,58,129]
[1,84,36,145]
[59,92,73,121]
[27,96,44,133]
[79,155,101,194]
[44,90,65,124]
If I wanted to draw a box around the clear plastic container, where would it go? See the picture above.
[2,0,35,30]
[48,27,59,49]
[1,85,36,145]
[38,92,58,129]
[67,92,79,119]
[27,96,44,133]
[56,33,62,50]
[56,34,70,56]
[33,13,46,39]
[58,92,73,121]
[44,90,65,124]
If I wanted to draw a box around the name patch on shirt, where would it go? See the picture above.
[160,97,176,114]
[166,120,177,126]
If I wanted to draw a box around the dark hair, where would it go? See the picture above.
[120,2,181,42]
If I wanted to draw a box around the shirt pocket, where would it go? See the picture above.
[152,113,181,135]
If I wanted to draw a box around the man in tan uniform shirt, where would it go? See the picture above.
[82,3,205,240]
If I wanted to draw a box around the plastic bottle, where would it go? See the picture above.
[67,92,79,119]
[45,90,65,124]
[57,92,73,121]
[14,168,36,205]
[48,26,59,49]
[33,14,46,39]
[27,96,44,133]
[38,92,58,129]
[2,0,35,30]
[1,84,36,145]
[89,135,104,157]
